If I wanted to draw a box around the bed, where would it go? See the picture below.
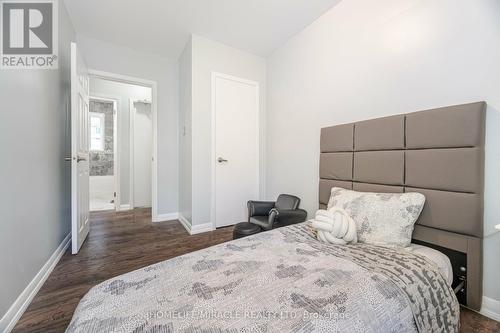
[67,102,485,333]
[318,101,485,311]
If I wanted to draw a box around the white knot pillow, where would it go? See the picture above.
[311,207,358,245]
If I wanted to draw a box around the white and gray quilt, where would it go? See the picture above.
[67,223,459,333]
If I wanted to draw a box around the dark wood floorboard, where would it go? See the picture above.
[13,208,233,333]
[12,208,499,332]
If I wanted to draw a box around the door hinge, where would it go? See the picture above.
[114,192,116,198]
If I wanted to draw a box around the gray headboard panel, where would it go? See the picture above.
[319,101,486,310]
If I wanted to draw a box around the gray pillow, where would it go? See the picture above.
[327,187,425,248]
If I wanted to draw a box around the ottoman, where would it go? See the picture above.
[233,222,262,240]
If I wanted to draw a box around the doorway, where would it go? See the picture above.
[88,97,117,211]
[88,71,158,219]
[212,72,260,228]
[69,45,159,254]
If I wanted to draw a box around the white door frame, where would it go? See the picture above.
[128,99,135,210]
[89,69,159,221]
[210,71,260,229]
[89,95,119,210]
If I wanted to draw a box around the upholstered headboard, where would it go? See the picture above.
[319,102,486,310]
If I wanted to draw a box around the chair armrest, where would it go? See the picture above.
[247,200,275,218]
[274,209,308,227]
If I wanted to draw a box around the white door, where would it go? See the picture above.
[131,101,152,208]
[70,42,90,254]
[213,73,259,228]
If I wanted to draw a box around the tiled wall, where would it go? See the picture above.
[90,100,114,176]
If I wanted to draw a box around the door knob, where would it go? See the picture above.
[65,157,72,161]
[77,156,87,163]
[217,157,228,163]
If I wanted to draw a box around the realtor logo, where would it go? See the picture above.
[1,0,58,69]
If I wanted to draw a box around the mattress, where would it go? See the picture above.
[67,223,459,333]
[407,243,454,286]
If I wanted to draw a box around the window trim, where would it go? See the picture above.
[89,111,106,151]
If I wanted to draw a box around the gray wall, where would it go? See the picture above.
[266,0,500,303]
[0,0,75,323]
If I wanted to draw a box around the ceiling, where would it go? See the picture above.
[63,0,341,59]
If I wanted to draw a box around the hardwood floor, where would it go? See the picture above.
[461,307,500,332]
[13,208,233,333]
[13,208,499,332]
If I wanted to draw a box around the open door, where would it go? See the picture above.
[70,42,90,254]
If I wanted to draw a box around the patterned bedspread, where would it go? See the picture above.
[67,223,459,333]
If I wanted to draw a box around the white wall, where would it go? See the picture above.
[0,1,75,327]
[77,35,179,215]
[89,175,114,211]
[267,0,500,304]
[90,78,151,206]
[132,102,153,207]
[179,38,193,222]
[190,35,267,226]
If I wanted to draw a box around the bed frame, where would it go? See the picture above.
[319,102,486,311]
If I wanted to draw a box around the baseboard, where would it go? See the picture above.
[117,204,131,211]
[153,212,179,223]
[178,214,192,233]
[190,222,214,235]
[0,233,71,333]
[178,214,213,235]
[481,296,500,322]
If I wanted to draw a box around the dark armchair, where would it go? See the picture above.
[247,194,307,231]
